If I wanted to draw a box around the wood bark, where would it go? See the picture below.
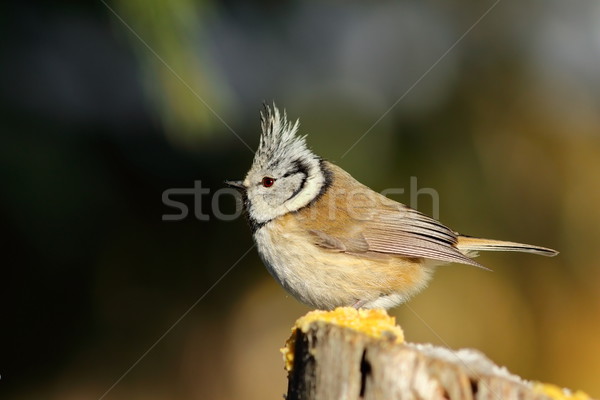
[285,319,589,400]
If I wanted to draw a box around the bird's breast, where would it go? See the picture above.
[252,212,432,310]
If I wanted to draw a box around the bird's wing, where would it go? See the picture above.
[362,203,484,267]
[309,192,483,268]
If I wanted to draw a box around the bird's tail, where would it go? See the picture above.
[456,235,558,257]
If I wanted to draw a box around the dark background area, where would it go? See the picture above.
[2,1,600,399]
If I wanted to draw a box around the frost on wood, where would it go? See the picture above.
[283,308,593,400]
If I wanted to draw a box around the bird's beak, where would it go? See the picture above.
[225,180,246,191]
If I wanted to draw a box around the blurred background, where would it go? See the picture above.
[2,1,600,399]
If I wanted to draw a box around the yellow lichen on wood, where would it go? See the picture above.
[296,307,404,341]
[534,383,592,400]
[281,307,404,371]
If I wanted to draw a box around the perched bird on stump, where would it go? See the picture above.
[226,105,558,310]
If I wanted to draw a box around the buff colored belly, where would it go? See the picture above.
[253,218,433,310]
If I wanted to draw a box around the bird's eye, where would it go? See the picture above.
[262,177,275,187]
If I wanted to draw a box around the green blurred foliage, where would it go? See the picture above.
[114,0,235,148]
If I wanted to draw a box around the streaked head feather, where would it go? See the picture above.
[242,104,328,225]
[254,105,312,172]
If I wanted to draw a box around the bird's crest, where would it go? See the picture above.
[253,104,313,171]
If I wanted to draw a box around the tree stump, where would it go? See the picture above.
[281,308,592,400]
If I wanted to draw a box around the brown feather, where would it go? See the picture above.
[456,236,558,257]
[294,162,485,268]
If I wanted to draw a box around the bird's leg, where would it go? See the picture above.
[352,299,368,309]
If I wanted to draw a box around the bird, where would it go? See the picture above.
[226,104,558,310]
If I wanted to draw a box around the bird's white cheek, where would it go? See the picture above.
[247,194,285,224]
[279,172,325,213]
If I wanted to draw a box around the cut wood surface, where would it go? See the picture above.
[282,308,593,400]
